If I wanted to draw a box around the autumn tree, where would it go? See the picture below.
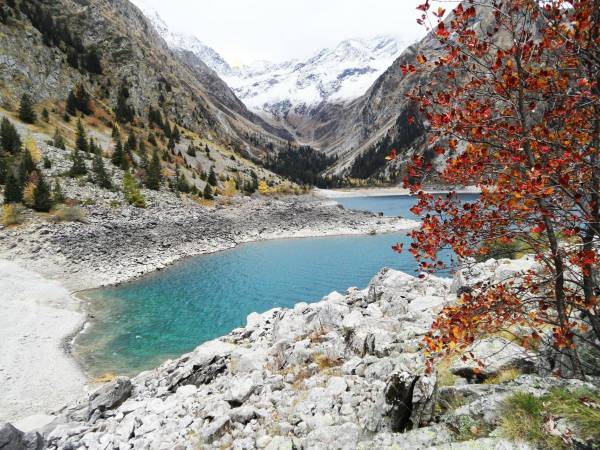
[396,0,600,378]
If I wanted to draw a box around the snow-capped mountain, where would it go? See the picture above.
[132,1,234,77]
[133,1,409,134]
[224,35,408,123]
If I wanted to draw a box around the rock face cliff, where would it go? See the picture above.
[9,259,596,449]
[0,0,290,161]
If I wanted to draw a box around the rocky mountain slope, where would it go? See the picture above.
[0,0,291,163]
[131,3,409,150]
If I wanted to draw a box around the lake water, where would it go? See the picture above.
[75,194,471,376]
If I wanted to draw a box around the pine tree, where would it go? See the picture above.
[0,117,21,154]
[167,136,175,152]
[146,148,161,190]
[203,183,213,200]
[126,132,137,153]
[52,178,65,204]
[18,93,37,124]
[42,108,49,122]
[115,80,134,123]
[32,174,52,212]
[92,150,111,189]
[84,48,102,75]
[18,149,36,182]
[0,156,7,185]
[111,138,124,167]
[66,90,77,116]
[69,148,87,177]
[4,170,22,204]
[172,125,180,143]
[207,167,217,186]
[52,128,65,149]
[186,144,196,157]
[75,119,88,152]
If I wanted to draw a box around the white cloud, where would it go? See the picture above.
[131,0,426,65]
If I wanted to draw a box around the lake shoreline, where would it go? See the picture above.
[315,185,481,198]
[0,193,418,424]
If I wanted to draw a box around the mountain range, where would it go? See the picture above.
[133,3,410,146]
[1,0,441,184]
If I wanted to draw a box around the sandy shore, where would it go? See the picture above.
[314,186,481,198]
[0,260,88,424]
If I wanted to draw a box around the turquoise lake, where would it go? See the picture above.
[75,194,476,376]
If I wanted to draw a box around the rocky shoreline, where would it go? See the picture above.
[0,193,417,426]
[4,258,597,450]
[0,194,417,291]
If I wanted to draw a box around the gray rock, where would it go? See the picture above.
[450,338,536,381]
[0,423,44,450]
[88,377,132,419]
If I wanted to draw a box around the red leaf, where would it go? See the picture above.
[437,22,450,39]
[392,243,404,253]
[416,1,430,12]
[386,149,398,161]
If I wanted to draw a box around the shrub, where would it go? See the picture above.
[483,368,521,385]
[52,205,86,222]
[2,203,23,226]
[499,388,600,449]
[475,238,530,262]
[123,172,145,208]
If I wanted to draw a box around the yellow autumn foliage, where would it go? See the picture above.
[24,135,42,163]
[258,180,269,194]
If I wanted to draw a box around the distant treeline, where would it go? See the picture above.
[265,144,337,186]
[350,106,425,180]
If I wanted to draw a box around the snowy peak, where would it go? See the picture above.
[225,35,408,123]
[133,1,233,77]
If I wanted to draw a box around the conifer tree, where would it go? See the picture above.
[69,148,87,177]
[84,48,102,74]
[92,150,111,189]
[66,90,78,116]
[0,117,21,154]
[4,170,22,204]
[203,183,213,200]
[18,149,36,183]
[42,108,49,122]
[75,119,88,152]
[52,178,65,204]
[207,167,217,186]
[126,132,137,153]
[167,136,175,152]
[111,138,124,168]
[32,174,52,212]
[146,148,161,190]
[115,80,134,123]
[0,156,7,185]
[172,125,180,143]
[186,144,196,157]
[18,93,37,124]
[52,128,65,149]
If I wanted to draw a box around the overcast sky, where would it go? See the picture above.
[131,0,427,66]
